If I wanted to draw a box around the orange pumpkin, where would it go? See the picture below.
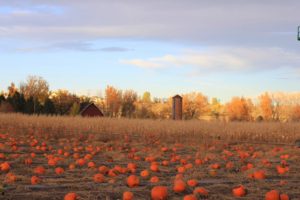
[88,161,96,168]
[183,194,197,200]
[123,191,134,200]
[48,159,57,166]
[280,194,289,200]
[193,187,209,196]
[150,164,159,172]
[151,186,168,200]
[177,166,186,173]
[76,158,86,166]
[140,170,150,178]
[1,162,10,171]
[5,172,16,183]
[187,179,198,187]
[162,160,169,166]
[276,165,288,175]
[24,158,33,165]
[253,170,266,180]
[69,163,76,170]
[31,176,41,185]
[64,192,77,200]
[93,173,105,183]
[127,175,140,188]
[232,185,246,197]
[173,179,186,193]
[55,167,64,175]
[150,176,159,183]
[99,165,109,174]
[34,166,46,175]
[265,190,280,200]
[210,163,221,169]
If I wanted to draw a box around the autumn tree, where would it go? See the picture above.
[210,97,223,119]
[134,91,154,118]
[151,98,172,119]
[20,76,49,103]
[121,90,137,118]
[226,97,251,121]
[142,91,151,103]
[7,82,17,97]
[291,105,300,121]
[182,92,209,119]
[105,86,122,117]
[51,90,79,115]
[259,92,273,121]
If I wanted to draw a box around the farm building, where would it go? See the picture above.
[172,95,183,120]
[80,103,103,117]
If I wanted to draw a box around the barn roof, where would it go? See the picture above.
[79,103,102,115]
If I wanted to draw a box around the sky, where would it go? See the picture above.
[0,0,300,102]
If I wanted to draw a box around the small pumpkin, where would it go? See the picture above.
[127,175,140,188]
[187,179,198,187]
[1,162,10,171]
[183,194,197,200]
[232,185,246,197]
[123,191,134,200]
[265,190,280,200]
[193,187,209,196]
[31,176,41,185]
[64,192,77,200]
[93,173,105,183]
[151,186,168,200]
[173,179,186,193]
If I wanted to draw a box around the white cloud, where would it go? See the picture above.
[121,47,300,72]
[120,59,163,69]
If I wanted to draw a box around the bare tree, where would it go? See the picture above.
[20,76,49,103]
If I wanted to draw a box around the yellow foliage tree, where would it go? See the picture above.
[226,97,252,121]
[259,92,273,121]
[182,92,209,119]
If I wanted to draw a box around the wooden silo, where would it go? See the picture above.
[172,95,182,120]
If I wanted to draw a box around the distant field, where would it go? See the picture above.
[0,114,299,199]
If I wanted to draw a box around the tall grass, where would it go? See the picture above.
[0,113,299,144]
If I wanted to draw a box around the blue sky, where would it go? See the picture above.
[0,0,300,102]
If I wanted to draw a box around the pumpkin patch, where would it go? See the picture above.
[0,118,298,199]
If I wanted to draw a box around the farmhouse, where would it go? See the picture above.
[80,103,103,117]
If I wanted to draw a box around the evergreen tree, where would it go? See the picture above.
[43,98,56,115]
[33,98,42,114]
[7,92,26,113]
[24,96,34,114]
[0,94,5,104]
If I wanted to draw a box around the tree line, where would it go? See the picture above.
[1,76,300,122]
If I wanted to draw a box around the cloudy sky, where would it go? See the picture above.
[0,0,299,101]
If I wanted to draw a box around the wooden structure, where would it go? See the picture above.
[80,103,103,117]
[172,95,183,120]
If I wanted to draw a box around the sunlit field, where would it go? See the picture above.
[0,114,299,200]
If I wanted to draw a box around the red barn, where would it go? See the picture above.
[80,103,104,117]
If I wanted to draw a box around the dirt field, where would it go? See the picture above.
[0,114,299,200]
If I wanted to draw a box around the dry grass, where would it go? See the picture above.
[0,113,299,144]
